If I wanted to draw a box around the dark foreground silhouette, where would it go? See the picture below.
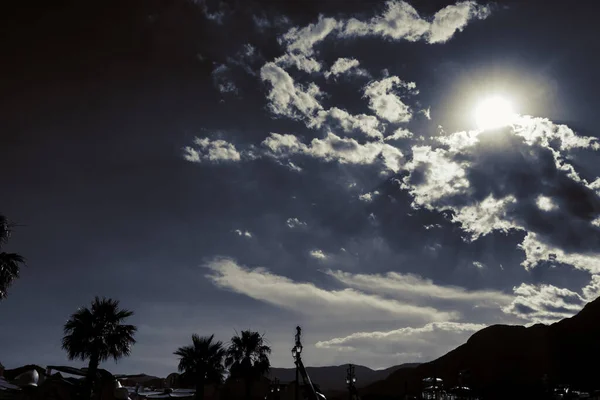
[361,297,600,400]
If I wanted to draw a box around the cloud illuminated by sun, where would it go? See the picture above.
[474,96,517,130]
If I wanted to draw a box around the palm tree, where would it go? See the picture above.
[225,331,271,400]
[0,214,25,301]
[174,334,226,400]
[62,297,137,400]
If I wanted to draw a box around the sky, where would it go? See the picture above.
[2,0,600,378]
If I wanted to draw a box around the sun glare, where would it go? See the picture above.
[474,96,516,130]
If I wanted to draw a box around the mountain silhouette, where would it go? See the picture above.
[269,363,419,392]
[362,297,600,400]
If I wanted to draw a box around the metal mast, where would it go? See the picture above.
[346,364,357,400]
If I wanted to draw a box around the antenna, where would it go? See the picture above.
[346,364,357,400]
[292,326,302,400]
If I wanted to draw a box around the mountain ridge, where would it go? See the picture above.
[362,296,600,400]
[269,363,420,392]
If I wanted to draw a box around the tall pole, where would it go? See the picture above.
[293,326,302,400]
[346,364,356,400]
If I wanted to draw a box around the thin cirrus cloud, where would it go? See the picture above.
[315,321,487,359]
[323,269,513,308]
[204,258,457,324]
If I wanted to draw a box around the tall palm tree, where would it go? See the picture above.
[0,214,25,301]
[174,334,226,400]
[62,297,137,400]
[225,331,271,400]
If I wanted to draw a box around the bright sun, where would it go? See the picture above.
[474,96,516,130]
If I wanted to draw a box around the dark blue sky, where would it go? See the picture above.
[2,0,600,377]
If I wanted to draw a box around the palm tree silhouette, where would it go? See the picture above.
[62,297,137,400]
[0,214,25,301]
[174,334,226,400]
[225,331,271,400]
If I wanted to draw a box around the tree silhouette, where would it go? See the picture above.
[226,331,271,400]
[0,214,25,301]
[62,297,137,400]
[174,334,226,400]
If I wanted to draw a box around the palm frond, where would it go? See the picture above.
[226,330,272,379]
[174,334,226,385]
[0,252,26,300]
[62,297,137,363]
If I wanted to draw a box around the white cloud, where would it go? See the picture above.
[193,0,227,24]
[183,137,242,163]
[280,16,340,56]
[325,269,512,308]
[450,195,519,241]
[582,275,600,301]
[428,1,490,44]
[286,161,303,172]
[363,76,415,123]
[340,1,490,44]
[385,128,413,141]
[358,191,380,203]
[272,1,491,80]
[275,53,322,73]
[205,258,455,323]
[212,64,239,94]
[514,116,599,151]
[260,62,323,121]
[502,283,586,324]
[261,62,383,139]
[325,58,368,79]
[309,249,327,260]
[234,229,253,238]
[401,117,600,265]
[315,321,486,361]
[401,145,470,208]
[262,132,404,173]
[329,57,359,75]
[472,261,485,269]
[314,108,383,139]
[519,232,600,273]
[286,218,307,228]
[536,195,558,212]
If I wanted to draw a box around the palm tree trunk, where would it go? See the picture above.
[85,353,100,400]
[245,378,253,400]
[195,374,205,400]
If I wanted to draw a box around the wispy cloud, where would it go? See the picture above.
[286,218,307,228]
[205,258,456,323]
[234,229,253,238]
[316,321,486,361]
[324,269,512,308]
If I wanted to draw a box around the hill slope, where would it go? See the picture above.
[269,363,419,392]
[363,297,600,400]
